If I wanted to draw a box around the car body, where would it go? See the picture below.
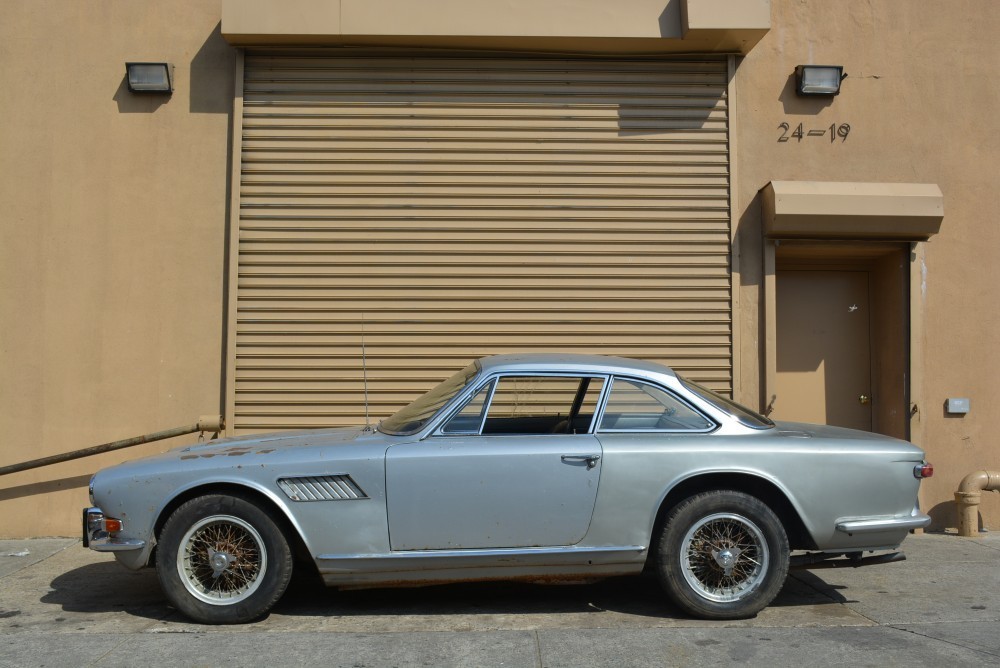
[84,354,932,623]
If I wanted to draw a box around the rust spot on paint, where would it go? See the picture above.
[257,449,275,454]
[180,455,198,460]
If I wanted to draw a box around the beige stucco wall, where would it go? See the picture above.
[1,0,997,537]
[0,1,235,537]
[733,0,1000,529]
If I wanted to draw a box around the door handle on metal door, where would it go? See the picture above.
[561,454,601,469]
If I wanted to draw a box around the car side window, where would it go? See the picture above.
[440,381,494,434]
[482,376,605,435]
[598,378,714,432]
[440,375,605,435]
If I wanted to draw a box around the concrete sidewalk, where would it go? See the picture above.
[1,533,998,667]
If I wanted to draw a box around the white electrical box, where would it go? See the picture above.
[946,398,970,414]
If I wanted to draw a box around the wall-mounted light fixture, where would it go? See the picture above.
[125,62,174,93]
[794,65,846,96]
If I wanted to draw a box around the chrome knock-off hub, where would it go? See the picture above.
[711,547,742,576]
[207,547,234,579]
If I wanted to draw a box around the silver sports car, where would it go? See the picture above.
[84,354,932,624]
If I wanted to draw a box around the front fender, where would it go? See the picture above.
[91,469,305,570]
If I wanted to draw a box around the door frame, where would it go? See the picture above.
[763,240,923,444]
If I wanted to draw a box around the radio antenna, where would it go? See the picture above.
[361,312,370,428]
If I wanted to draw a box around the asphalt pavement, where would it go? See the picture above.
[1,532,998,667]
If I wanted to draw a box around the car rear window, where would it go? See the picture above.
[680,377,774,430]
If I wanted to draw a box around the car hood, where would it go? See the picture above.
[175,425,368,456]
[99,425,398,476]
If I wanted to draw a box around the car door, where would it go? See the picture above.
[385,374,606,550]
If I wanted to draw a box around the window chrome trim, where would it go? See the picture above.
[586,375,614,435]
[594,375,719,435]
[430,372,610,438]
[435,378,497,436]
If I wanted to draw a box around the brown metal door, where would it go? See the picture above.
[774,270,872,431]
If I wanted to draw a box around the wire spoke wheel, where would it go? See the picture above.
[680,512,768,602]
[177,515,268,605]
[159,495,293,623]
[658,491,788,619]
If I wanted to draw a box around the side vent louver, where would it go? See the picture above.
[277,475,368,501]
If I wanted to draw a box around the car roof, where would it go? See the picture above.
[476,353,678,381]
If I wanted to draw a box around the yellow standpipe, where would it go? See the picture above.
[955,470,1000,537]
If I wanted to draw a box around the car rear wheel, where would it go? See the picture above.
[656,490,789,619]
[157,494,293,624]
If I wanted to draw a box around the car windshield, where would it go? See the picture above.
[680,377,774,430]
[378,362,481,435]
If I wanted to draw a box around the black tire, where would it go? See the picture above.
[656,490,789,620]
[157,494,293,624]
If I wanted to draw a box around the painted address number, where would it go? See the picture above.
[778,122,851,143]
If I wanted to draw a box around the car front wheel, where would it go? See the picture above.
[656,490,789,619]
[157,494,293,624]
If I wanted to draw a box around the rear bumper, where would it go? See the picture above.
[82,507,145,552]
[835,509,931,535]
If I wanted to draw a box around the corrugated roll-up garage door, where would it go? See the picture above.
[232,50,731,433]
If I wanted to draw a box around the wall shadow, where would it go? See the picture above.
[779,71,836,114]
[734,191,767,409]
[0,474,92,502]
[927,500,962,532]
[616,103,717,137]
[657,0,684,38]
[190,22,235,114]
[113,76,171,113]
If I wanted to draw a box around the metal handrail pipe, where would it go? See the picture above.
[0,416,224,477]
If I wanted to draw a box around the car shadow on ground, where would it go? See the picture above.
[275,570,678,619]
[43,562,849,623]
[44,561,169,621]
[272,567,849,620]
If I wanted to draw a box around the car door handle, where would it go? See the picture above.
[561,454,601,470]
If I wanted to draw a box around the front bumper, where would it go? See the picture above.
[82,507,145,552]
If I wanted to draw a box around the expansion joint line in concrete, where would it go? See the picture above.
[888,624,1000,660]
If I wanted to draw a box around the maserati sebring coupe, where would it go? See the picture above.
[84,354,932,623]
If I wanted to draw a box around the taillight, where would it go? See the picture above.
[914,463,934,479]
